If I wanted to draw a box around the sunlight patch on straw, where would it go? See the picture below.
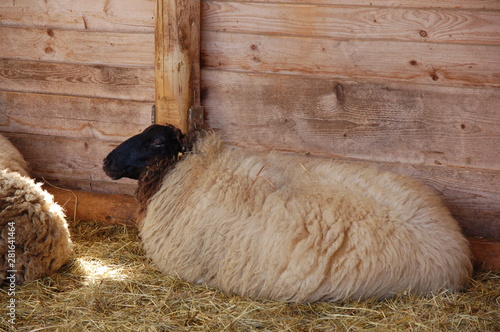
[77,257,128,284]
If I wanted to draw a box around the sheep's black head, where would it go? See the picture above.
[103,124,185,180]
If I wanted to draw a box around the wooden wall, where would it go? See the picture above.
[200,0,500,240]
[0,0,156,195]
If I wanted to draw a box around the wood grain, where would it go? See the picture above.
[213,0,500,11]
[3,132,133,189]
[0,91,152,141]
[0,59,155,101]
[202,70,500,170]
[201,31,500,87]
[0,0,154,32]
[0,26,154,66]
[155,0,201,132]
[203,1,500,45]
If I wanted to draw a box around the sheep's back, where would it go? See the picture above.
[0,170,72,283]
[0,134,29,177]
[140,133,472,302]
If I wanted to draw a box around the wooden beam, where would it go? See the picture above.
[202,2,500,46]
[0,91,152,141]
[0,59,155,101]
[0,26,154,66]
[45,186,138,224]
[223,0,500,10]
[0,0,155,32]
[155,0,201,132]
[467,237,500,272]
[201,31,500,88]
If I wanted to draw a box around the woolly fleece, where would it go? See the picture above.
[140,132,472,302]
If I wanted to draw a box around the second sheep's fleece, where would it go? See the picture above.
[0,134,29,177]
[103,125,472,303]
[0,134,72,284]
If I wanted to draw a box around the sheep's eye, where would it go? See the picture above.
[151,139,164,148]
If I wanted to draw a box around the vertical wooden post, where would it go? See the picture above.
[155,0,201,133]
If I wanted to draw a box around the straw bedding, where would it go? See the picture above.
[1,220,498,331]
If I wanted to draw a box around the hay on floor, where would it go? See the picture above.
[1,220,499,331]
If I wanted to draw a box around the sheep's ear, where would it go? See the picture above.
[173,126,184,143]
[166,125,187,151]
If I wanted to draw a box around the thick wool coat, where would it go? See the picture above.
[0,134,71,283]
[140,132,472,302]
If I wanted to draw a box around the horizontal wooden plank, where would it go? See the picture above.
[218,0,500,11]
[2,133,134,188]
[0,26,154,66]
[0,59,155,101]
[202,70,500,170]
[467,237,500,271]
[201,31,500,87]
[203,1,500,45]
[44,187,138,223]
[0,91,152,141]
[0,0,154,32]
[41,176,137,196]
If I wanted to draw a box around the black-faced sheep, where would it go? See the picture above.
[0,134,72,284]
[103,124,472,302]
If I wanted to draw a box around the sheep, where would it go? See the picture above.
[0,133,72,284]
[0,134,29,177]
[103,124,472,302]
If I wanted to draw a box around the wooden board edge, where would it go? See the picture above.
[44,186,138,225]
[44,187,499,272]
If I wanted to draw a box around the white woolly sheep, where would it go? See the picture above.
[0,133,72,284]
[103,125,472,302]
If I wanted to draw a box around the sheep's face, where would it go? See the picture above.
[103,124,184,180]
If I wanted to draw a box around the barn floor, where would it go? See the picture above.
[1,220,499,332]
